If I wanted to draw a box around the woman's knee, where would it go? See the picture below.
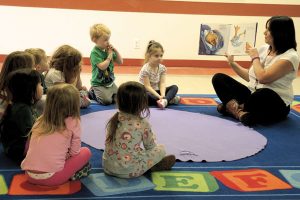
[252,88,282,102]
[212,73,227,85]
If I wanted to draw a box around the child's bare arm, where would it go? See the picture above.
[96,54,113,71]
[143,76,162,99]
[159,74,166,97]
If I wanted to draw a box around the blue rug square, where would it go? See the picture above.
[81,173,155,196]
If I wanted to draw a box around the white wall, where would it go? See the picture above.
[0,5,299,61]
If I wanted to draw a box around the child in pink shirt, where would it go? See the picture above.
[21,83,92,186]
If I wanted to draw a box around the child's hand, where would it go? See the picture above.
[107,47,113,54]
[158,95,164,100]
[106,45,113,61]
[108,44,115,51]
[81,86,87,91]
[66,152,71,159]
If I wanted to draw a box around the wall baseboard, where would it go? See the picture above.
[0,0,299,17]
[0,54,251,68]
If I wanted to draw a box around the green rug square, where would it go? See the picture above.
[151,171,219,192]
[0,175,8,195]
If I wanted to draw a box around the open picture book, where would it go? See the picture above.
[198,23,258,56]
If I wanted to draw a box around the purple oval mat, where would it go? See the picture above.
[81,109,267,162]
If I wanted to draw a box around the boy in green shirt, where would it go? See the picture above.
[89,24,123,105]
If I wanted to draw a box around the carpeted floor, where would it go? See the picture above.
[1,94,300,199]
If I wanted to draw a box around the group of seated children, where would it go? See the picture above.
[88,23,180,108]
[0,23,178,186]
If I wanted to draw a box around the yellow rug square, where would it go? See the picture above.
[0,175,8,195]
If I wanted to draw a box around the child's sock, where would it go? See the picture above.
[70,162,92,181]
[156,99,168,109]
[169,96,181,105]
[88,89,96,101]
[80,90,91,108]
[150,155,176,172]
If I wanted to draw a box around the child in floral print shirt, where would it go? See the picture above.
[103,81,175,178]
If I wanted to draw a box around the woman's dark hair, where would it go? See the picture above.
[267,16,297,54]
[106,81,149,144]
[6,68,41,105]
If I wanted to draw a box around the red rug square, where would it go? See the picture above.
[180,97,217,105]
[8,174,81,195]
[211,168,292,192]
[292,104,300,113]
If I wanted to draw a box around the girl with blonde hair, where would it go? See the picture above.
[25,48,49,94]
[138,40,180,109]
[45,45,90,108]
[21,84,92,186]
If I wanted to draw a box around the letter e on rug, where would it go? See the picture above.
[151,171,219,192]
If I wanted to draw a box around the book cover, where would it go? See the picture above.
[199,23,258,56]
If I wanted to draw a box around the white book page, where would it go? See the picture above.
[227,23,258,55]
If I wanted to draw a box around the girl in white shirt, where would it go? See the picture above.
[139,40,180,109]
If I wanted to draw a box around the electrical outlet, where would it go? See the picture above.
[134,39,141,49]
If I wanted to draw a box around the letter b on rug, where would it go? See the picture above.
[81,173,155,196]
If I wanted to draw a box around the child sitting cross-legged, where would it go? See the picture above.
[0,68,41,164]
[21,83,92,186]
[103,81,176,178]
